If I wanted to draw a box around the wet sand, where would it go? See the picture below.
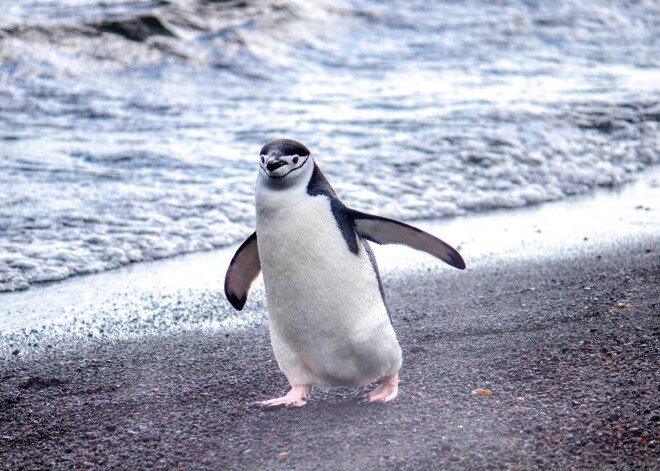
[1,174,659,470]
[1,242,658,469]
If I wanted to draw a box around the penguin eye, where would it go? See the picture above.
[293,156,299,164]
[261,156,265,164]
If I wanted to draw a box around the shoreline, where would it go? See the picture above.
[1,169,659,468]
[1,166,658,339]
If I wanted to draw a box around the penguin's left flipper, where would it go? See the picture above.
[224,232,261,311]
[348,209,466,270]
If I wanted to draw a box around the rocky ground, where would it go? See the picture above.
[1,236,658,470]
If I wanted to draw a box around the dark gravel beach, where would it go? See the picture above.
[1,237,658,470]
[2,0,659,468]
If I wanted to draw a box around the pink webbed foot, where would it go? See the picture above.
[256,385,311,410]
[363,374,399,404]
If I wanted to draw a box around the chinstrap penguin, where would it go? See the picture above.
[225,138,466,408]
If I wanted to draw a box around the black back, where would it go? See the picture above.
[305,163,390,316]
[306,163,360,256]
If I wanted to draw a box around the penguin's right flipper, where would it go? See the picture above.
[348,209,466,270]
[224,232,261,310]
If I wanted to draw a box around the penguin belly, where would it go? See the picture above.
[256,194,402,388]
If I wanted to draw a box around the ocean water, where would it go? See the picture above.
[1,0,659,292]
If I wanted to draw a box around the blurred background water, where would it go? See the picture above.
[0,0,658,292]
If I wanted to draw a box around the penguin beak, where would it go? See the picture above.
[266,158,287,172]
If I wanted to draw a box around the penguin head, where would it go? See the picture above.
[259,138,311,185]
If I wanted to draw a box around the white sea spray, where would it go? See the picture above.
[0,0,659,291]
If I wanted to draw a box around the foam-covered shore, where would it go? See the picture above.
[1,187,658,469]
[2,0,659,292]
[1,165,658,340]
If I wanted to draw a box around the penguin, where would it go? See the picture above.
[224,138,465,409]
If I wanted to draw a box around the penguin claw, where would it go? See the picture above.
[254,385,311,410]
[250,401,281,410]
[363,374,399,404]
[256,398,306,410]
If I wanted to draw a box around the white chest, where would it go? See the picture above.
[254,182,401,386]
[256,189,368,315]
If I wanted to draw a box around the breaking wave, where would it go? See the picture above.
[1,0,659,291]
